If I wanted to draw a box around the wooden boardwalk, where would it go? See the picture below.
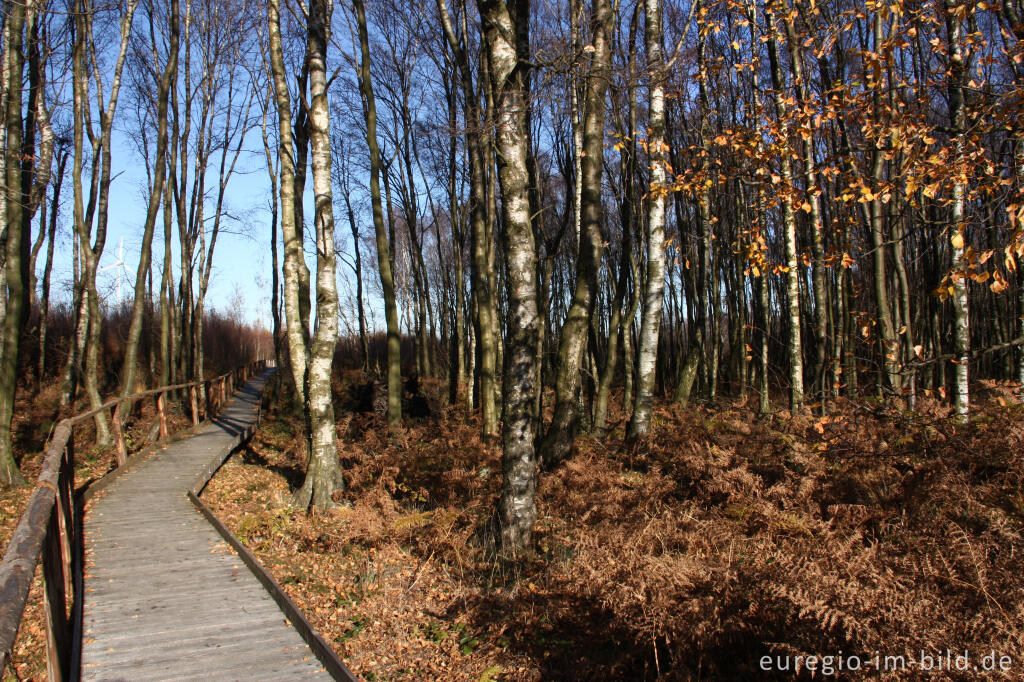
[79,372,335,681]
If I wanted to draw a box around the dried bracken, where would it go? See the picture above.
[200,379,1024,681]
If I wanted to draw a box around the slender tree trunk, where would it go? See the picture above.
[541,0,612,465]
[893,216,916,409]
[159,140,176,387]
[674,327,704,408]
[629,0,667,440]
[437,0,498,433]
[478,0,541,555]
[37,145,67,389]
[622,248,642,414]
[343,194,368,373]
[784,11,829,404]
[60,240,88,407]
[295,0,344,509]
[746,3,771,414]
[594,216,633,431]
[0,0,30,486]
[71,0,137,445]
[766,4,804,412]
[444,69,466,403]
[260,91,284,373]
[353,0,402,425]
[946,0,970,418]
[121,0,178,399]
[268,0,312,416]
[758,262,771,414]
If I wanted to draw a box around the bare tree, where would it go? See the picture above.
[293,0,344,508]
[353,0,402,425]
[120,0,179,399]
[628,0,667,441]
[477,0,542,553]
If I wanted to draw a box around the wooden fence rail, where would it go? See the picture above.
[0,359,270,681]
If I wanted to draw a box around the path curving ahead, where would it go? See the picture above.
[79,371,334,681]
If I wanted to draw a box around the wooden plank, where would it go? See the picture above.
[83,585,265,613]
[79,614,291,647]
[89,651,328,682]
[83,630,302,666]
[81,611,287,641]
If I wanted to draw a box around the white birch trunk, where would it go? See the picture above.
[628,0,667,440]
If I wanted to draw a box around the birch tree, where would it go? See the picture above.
[120,0,179,398]
[294,0,344,507]
[540,0,613,465]
[0,0,35,486]
[353,0,403,425]
[628,0,667,441]
[476,0,542,553]
[69,0,139,446]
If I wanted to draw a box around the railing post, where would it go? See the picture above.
[67,430,83,680]
[156,392,169,440]
[110,404,127,467]
[189,385,199,426]
[57,443,75,597]
[42,506,69,682]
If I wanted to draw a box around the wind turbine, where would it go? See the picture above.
[100,237,132,306]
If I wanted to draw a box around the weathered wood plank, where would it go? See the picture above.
[79,615,292,646]
[83,631,302,666]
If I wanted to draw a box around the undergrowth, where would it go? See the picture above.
[201,376,1024,681]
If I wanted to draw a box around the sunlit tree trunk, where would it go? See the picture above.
[268,0,312,415]
[259,88,284,372]
[22,12,56,397]
[159,132,177,388]
[70,0,138,446]
[0,0,31,486]
[766,3,804,412]
[783,9,829,406]
[477,0,541,554]
[442,64,466,402]
[745,2,771,414]
[945,0,971,418]
[436,0,496,432]
[121,0,178,399]
[294,0,344,509]
[353,0,402,425]
[629,0,667,440]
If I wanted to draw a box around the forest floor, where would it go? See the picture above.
[199,376,1024,681]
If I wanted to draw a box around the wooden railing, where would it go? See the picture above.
[0,359,270,681]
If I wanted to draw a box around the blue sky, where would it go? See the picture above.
[45,128,288,329]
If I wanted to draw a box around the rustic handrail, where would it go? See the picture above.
[0,359,271,681]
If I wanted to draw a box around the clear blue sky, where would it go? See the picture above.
[44,129,282,329]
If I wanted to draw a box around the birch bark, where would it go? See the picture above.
[477,0,541,553]
[628,0,667,440]
[295,0,344,508]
